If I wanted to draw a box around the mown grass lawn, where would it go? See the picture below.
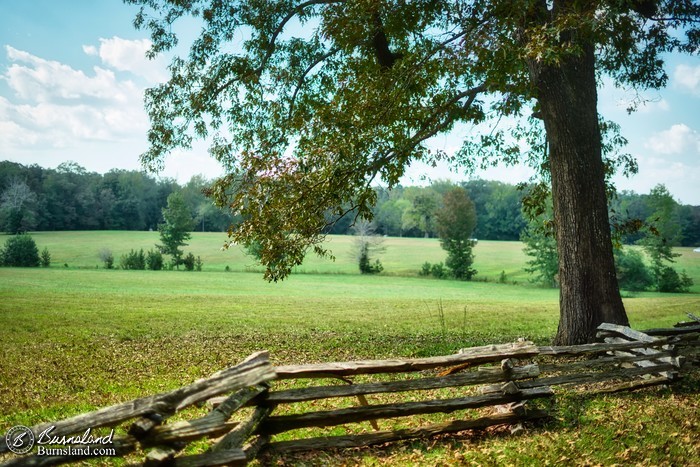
[1,232,699,465]
[12,231,545,282]
[18,231,700,290]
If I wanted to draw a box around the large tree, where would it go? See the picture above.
[128,0,699,344]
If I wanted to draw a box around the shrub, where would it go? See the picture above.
[419,262,449,279]
[146,249,163,271]
[430,262,447,279]
[614,248,653,292]
[120,249,146,270]
[657,266,693,293]
[1,234,40,267]
[357,242,384,274]
[419,262,432,276]
[369,259,384,274]
[195,255,203,272]
[359,249,383,274]
[40,247,51,267]
[99,248,114,269]
[183,252,196,271]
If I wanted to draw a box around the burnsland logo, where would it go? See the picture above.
[5,426,35,455]
[5,425,115,456]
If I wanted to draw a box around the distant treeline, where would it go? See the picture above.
[0,161,234,233]
[327,180,529,241]
[329,180,700,246]
[1,160,699,245]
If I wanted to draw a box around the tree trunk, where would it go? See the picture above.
[528,45,629,345]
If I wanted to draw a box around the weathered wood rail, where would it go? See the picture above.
[2,317,699,466]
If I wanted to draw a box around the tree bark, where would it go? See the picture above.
[528,44,629,345]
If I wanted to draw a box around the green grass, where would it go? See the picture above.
[1,231,699,465]
[17,231,533,280]
[14,230,700,288]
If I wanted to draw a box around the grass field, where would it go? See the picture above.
[18,230,533,280]
[14,230,700,289]
[1,231,699,465]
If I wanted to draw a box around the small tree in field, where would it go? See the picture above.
[183,252,196,271]
[40,247,51,268]
[1,234,40,267]
[120,249,146,270]
[351,220,385,274]
[435,187,477,281]
[521,187,559,287]
[638,185,693,292]
[99,248,114,269]
[522,220,559,288]
[157,192,194,269]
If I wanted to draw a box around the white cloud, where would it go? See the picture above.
[614,155,700,205]
[674,64,700,96]
[89,36,168,82]
[646,124,700,155]
[5,45,139,103]
[82,45,98,56]
[0,97,41,147]
[0,43,224,183]
[0,45,148,154]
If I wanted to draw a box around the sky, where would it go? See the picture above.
[1,1,699,205]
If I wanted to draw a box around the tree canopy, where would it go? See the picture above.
[128,0,699,343]
[0,161,236,233]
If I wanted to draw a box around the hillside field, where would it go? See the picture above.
[11,230,700,289]
[17,231,531,279]
[1,231,699,465]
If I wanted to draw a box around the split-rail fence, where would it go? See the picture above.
[1,317,699,466]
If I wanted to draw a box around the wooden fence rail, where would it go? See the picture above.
[2,317,699,467]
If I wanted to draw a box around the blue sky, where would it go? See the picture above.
[1,1,699,205]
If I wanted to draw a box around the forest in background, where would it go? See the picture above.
[1,160,699,247]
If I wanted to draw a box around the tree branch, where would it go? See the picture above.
[371,83,487,173]
[211,0,343,99]
[260,0,343,73]
[287,47,341,119]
